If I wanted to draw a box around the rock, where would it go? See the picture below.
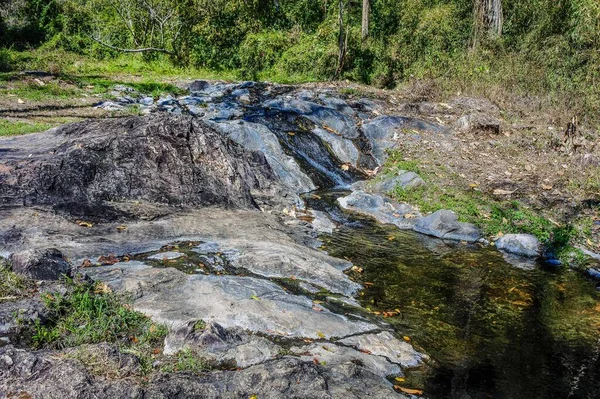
[93,101,125,111]
[188,80,211,93]
[338,191,420,229]
[0,298,49,346]
[455,112,501,134]
[9,248,71,280]
[413,210,482,242]
[164,321,280,368]
[361,116,446,165]
[263,97,360,139]
[83,262,377,340]
[223,239,360,296]
[139,96,154,106]
[367,170,425,194]
[339,331,425,369]
[495,234,541,258]
[293,342,402,378]
[147,251,185,261]
[0,115,287,220]
[0,345,406,398]
[208,120,315,194]
[312,127,360,166]
[310,210,337,234]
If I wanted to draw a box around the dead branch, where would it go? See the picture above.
[90,36,174,54]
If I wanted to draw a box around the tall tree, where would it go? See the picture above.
[472,0,503,47]
[361,0,369,40]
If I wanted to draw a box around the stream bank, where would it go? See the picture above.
[1,80,599,398]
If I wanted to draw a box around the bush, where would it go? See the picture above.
[238,30,295,80]
[0,48,13,72]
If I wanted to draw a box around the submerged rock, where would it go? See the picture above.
[413,210,482,243]
[495,234,541,258]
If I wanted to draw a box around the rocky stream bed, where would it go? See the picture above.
[1,81,599,398]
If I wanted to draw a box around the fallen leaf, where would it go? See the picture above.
[76,220,94,228]
[250,294,260,301]
[394,377,406,382]
[312,304,324,312]
[116,224,127,231]
[350,265,364,273]
[80,259,92,268]
[541,184,553,190]
[341,164,350,171]
[250,395,258,399]
[395,386,424,395]
[317,331,326,339]
[97,254,119,265]
[404,213,417,219]
[364,282,374,287]
[387,235,395,241]
[359,348,372,354]
[94,282,112,294]
[17,98,25,104]
[403,336,411,342]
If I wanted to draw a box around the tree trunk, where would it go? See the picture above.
[472,0,503,48]
[334,0,347,80]
[484,0,503,37]
[361,0,369,40]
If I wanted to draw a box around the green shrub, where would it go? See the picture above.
[239,30,295,80]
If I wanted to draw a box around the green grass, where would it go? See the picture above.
[159,348,211,374]
[33,281,166,349]
[0,119,54,136]
[0,261,33,302]
[382,151,584,260]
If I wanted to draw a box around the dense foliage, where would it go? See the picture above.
[1,0,599,105]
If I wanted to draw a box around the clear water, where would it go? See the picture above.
[306,190,600,399]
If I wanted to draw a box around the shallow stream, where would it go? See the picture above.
[306,190,600,399]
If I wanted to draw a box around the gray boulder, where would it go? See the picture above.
[9,248,71,280]
[413,210,482,242]
[495,234,541,258]
[0,115,287,221]
[455,112,501,135]
[338,191,420,229]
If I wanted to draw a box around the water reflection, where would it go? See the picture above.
[306,190,600,399]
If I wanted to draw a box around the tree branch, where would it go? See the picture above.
[90,36,174,54]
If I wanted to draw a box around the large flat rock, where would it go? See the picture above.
[84,262,377,340]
